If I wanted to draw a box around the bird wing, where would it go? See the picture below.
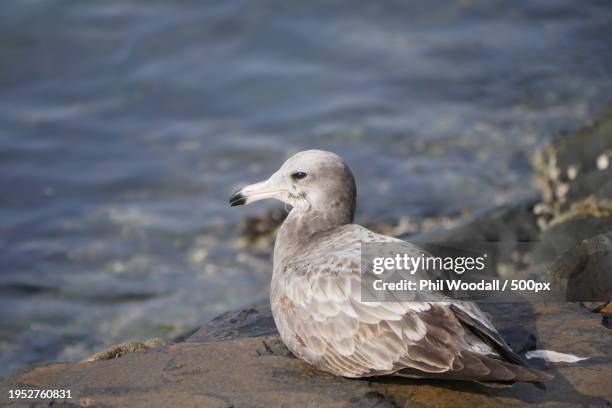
[272,224,549,382]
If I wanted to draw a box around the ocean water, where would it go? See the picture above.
[1,0,611,376]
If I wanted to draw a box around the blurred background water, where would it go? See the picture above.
[1,0,611,377]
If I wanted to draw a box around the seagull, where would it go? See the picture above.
[229,150,552,386]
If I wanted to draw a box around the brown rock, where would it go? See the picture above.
[1,302,610,407]
[81,338,173,363]
[0,336,394,408]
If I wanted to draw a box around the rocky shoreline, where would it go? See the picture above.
[1,107,611,407]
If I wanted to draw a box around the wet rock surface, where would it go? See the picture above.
[187,304,277,343]
[2,109,612,407]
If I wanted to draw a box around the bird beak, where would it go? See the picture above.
[229,177,282,207]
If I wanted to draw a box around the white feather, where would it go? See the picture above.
[525,350,588,363]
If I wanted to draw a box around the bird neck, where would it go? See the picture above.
[273,206,354,266]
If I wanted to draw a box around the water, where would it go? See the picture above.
[1,0,611,377]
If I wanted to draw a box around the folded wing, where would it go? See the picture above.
[272,224,552,383]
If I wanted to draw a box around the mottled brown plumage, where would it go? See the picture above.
[230,150,552,386]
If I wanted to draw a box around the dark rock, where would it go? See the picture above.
[531,105,612,236]
[187,303,277,343]
[602,315,612,330]
[538,198,612,260]
[399,196,541,243]
[563,169,612,207]
[536,232,612,303]
[531,105,612,216]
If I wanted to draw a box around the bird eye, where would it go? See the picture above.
[291,172,307,180]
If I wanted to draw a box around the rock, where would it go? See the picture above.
[602,315,612,330]
[399,196,541,243]
[538,197,612,260]
[600,303,612,314]
[81,338,174,362]
[531,105,612,231]
[0,334,395,408]
[187,303,277,343]
[562,168,612,207]
[531,106,612,216]
[530,107,612,280]
[535,232,612,303]
[1,302,610,407]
